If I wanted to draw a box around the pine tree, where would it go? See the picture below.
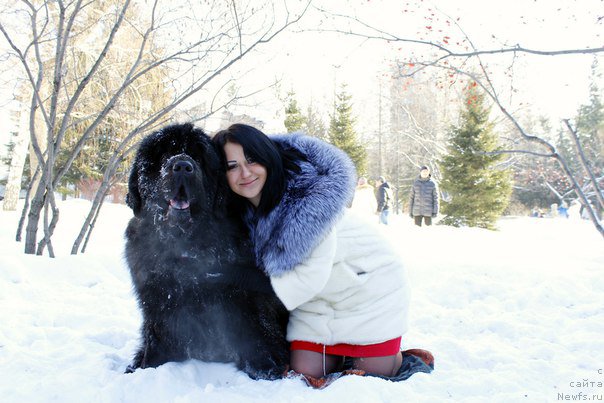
[284,91,306,132]
[305,102,327,140]
[439,83,512,229]
[556,127,581,186]
[329,84,367,175]
[575,59,604,173]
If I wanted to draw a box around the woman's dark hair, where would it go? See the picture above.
[213,123,304,216]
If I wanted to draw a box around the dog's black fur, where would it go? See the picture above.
[124,123,289,379]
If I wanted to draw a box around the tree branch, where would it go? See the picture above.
[563,119,604,211]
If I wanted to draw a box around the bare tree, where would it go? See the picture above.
[386,66,450,183]
[2,89,31,212]
[563,119,604,212]
[0,0,312,256]
[314,5,604,238]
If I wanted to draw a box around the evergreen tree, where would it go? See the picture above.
[1,138,31,188]
[284,91,306,132]
[510,117,564,210]
[329,84,367,175]
[439,83,512,229]
[555,127,581,189]
[305,102,327,140]
[574,59,604,173]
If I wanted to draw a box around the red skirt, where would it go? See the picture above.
[290,337,402,358]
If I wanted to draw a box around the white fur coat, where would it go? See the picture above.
[270,209,410,345]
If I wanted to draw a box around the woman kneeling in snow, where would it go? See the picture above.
[213,124,414,380]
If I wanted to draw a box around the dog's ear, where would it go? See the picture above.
[126,160,142,216]
[192,128,220,181]
[201,137,222,176]
[195,131,227,212]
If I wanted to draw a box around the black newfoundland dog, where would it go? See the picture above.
[124,123,288,379]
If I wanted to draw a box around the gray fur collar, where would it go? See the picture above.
[244,133,356,276]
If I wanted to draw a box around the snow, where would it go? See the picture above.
[1,199,603,403]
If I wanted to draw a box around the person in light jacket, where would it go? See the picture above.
[351,177,377,217]
[213,124,410,380]
[409,166,439,226]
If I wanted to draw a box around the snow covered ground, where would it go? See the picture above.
[0,199,603,403]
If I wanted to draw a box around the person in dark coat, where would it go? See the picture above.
[375,176,393,225]
[409,166,439,227]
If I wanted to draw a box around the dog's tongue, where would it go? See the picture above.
[170,199,190,210]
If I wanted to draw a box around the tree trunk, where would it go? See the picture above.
[36,191,59,257]
[3,98,31,211]
[71,173,114,255]
[81,194,107,254]
[24,181,46,254]
[16,168,40,242]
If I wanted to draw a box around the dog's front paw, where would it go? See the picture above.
[242,358,288,380]
[124,364,138,374]
[124,351,145,374]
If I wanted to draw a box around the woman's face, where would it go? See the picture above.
[223,141,267,207]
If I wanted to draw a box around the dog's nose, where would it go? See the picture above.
[172,160,194,175]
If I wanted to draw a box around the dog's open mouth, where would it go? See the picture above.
[168,186,191,212]
[169,199,190,210]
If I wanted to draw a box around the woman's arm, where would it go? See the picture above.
[269,229,337,311]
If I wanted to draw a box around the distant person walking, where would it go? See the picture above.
[409,166,439,227]
[557,202,569,218]
[376,176,393,225]
[351,177,377,217]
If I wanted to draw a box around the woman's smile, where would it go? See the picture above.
[240,178,258,186]
[224,141,267,207]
